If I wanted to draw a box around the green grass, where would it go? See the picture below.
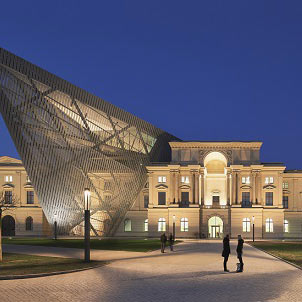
[0,253,104,276]
[250,241,302,268]
[2,238,180,252]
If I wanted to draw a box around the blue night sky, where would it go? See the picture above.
[1,1,302,169]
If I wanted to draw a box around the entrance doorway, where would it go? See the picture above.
[2,215,15,236]
[208,216,223,238]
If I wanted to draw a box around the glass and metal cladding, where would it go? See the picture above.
[0,48,179,236]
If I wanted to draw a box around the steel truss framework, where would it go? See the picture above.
[0,48,179,236]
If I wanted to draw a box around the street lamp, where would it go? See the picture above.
[53,213,58,240]
[173,215,176,240]
[252,216,255,242]
[84,188,91,262]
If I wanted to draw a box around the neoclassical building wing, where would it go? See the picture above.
[0,48,179,235]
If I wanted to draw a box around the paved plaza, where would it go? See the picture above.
[1,240,302,302]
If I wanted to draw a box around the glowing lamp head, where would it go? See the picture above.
[173,215,176,223]
[252,216,255,223]
[84,188,91,211]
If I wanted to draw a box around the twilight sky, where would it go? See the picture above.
[1,1,302,169]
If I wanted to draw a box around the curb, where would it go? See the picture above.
[0,263,107,281]
[247,243,302,271]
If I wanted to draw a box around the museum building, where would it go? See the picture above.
[115,141,302,239]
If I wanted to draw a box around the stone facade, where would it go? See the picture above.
[116,141,302,239]
[0,156,50,237]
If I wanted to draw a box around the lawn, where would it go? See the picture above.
[2,238,179,252]
[250,241,302,268]
[0,253,104,276]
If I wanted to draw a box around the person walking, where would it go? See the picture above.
[160,233,167,253]
[222,234,230,272]
[169,233,175,251]
[236,234,244,272]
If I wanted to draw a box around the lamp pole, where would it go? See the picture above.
[173,215,176,240]
[54,214,57,240]
[84,188,91,262]
[252,216,255,242]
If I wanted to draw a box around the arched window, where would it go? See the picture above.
[124,219,131,232]
[158,218,166,232]
[284,220,289,233]
[25,216,33,231]
[242,218,251,232]
[265,218,273,233]
[144,219,148,232]
[180,218,189,232]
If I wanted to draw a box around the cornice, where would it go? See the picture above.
[169,141,263,150]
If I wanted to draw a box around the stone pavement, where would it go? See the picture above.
[1,240,301,302]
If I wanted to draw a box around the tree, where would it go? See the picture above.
[0,190,19,262]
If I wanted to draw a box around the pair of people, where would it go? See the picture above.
[222,234,244,272]
[160,233,175,253]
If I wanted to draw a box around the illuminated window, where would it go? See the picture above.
[265,177,274,184]
[25,216,33,231]
[180,217,188,232]
[242,177,250,184]
[284,220,289,233]
[181,176,189,184]
[158,176,166,183]
[265,218,273,232]
[5,175,13,183]
[282,182,288,189]
[144,219,148,232]
[124,219,131,232]
[158,218,166,231]
[242,218,251,232]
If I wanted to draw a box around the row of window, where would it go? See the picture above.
[124,218,189,232]
[242,218,289,233]
[4,175,31,183]
[158,176,190,184]
[3,191,34,204]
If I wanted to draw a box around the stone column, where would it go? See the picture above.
[190,171,194,203]
[148,172,154,206]
[226,171,230,205]
[200,171,204,205]
[237,171,240,205]
[175,171,179,203]
[195,171,199,204]
[278,172,283,207]
[170,171,175,204]
[256,172,261,205]
[252,171,256,204]
[229,173,232,205]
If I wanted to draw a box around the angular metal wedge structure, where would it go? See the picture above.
[0,48,179,236]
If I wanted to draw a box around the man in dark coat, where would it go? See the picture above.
[222,234,230,272]
[236,235,244,272]
[169,233,175,251]
[160,233,167,253]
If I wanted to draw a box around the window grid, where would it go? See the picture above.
[180,217,189,232]
[4,191,12,204]
[265,177,274,184]
[242,218,251,232]
[265,192,273,206]
[181,176,189,184]
[158,192,166,205]
[282,182,289,189]
[27,191,34,204]
[284,220,289,233]
[5,175,13,183]
[242,177,250,184]
[158,176,166,183]
[265,218,274,232]
[158,218,166,232]
[144,219,148,232]
[283,196,288,209]
[124,219,131,232]
[25,216,33,231]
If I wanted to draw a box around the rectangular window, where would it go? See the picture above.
[242,177,250,184]
[4,191,12,204]
[181,192,189,202]
[104,181,112,191]
[242,192,250,202]
[265,192,273,206]
[158,192,166,205]
[283,196,288,209]
[124,219,131,232]
[282,182,288,189]
[158,176,166,183]
[265,177,274,184]
[27,191,34,204]
[181,176,189,184]
[212,196,220,203]
[144,195,149,208]
[5,175,13,183]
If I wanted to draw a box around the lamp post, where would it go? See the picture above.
[84,188,91,262]
[252,216,255,242]
[173,215,176,240]
[53,213,57,240]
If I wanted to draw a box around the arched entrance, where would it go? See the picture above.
[2,215,15,236]
[208,216,223,238]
